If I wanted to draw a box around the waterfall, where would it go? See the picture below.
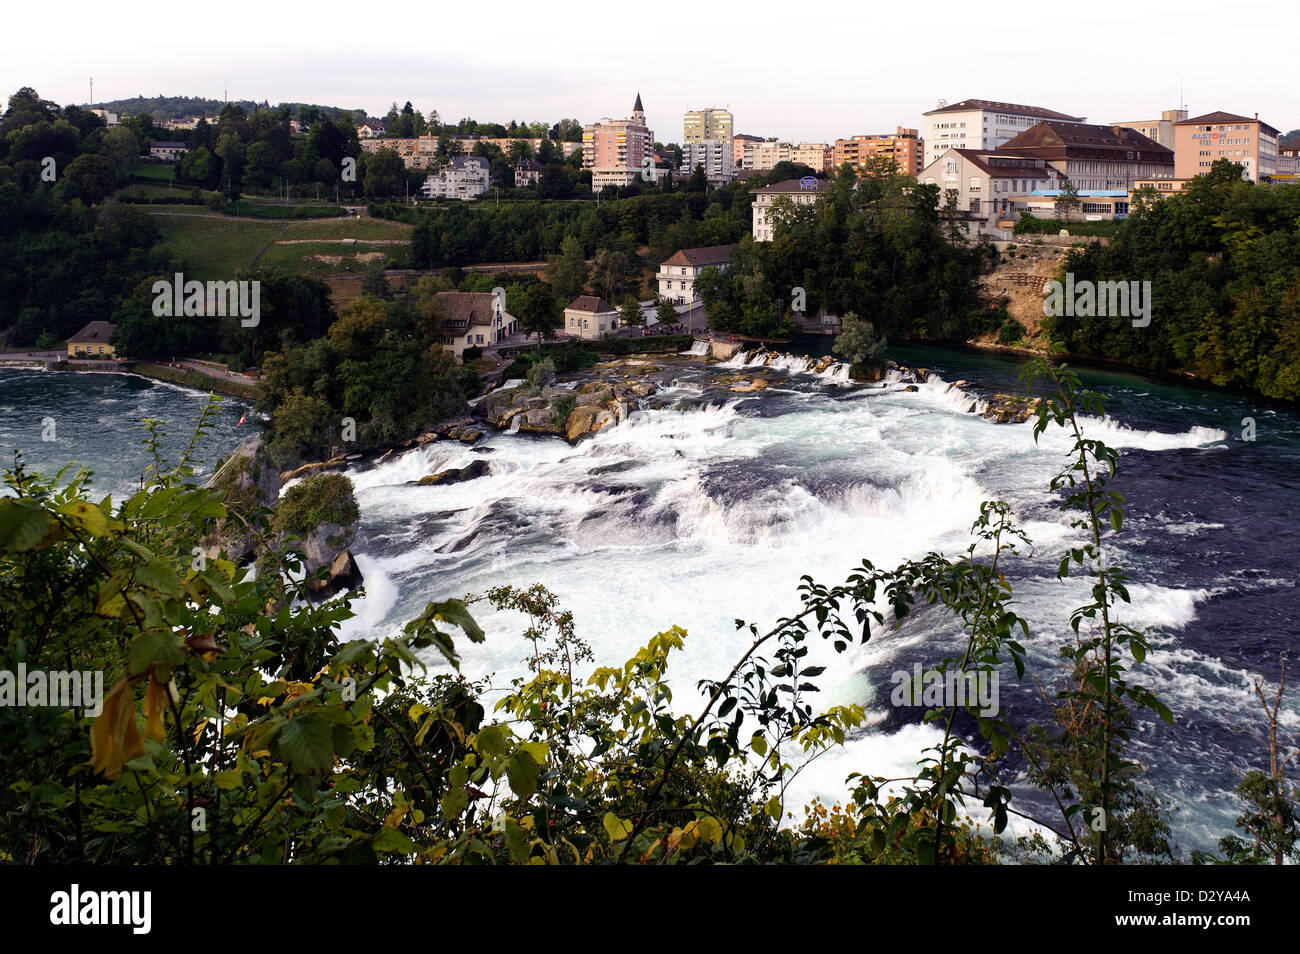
[681,340,710,356]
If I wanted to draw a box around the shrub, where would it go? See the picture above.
[275,473,359,539]
[998,318,1027,345]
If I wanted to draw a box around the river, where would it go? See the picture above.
[3,346,1297,856]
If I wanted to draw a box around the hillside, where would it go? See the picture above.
[87,94,364,121]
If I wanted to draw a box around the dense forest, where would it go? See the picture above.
[1049,159,1300,401]
[90,95,364,123]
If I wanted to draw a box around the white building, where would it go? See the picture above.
[421,156,490,201]
[681,140,735,186]
[91,109,119,127]
[563,296,619,340]
[917,149,1061,231]
[750,177,829,241]
[357,119,387,139]
[921,99,1086,168]
[149,141,189,162]
[657,245,734,305]
[433,292,519,359]
[684,108,734,143]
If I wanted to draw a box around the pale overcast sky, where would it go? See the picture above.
[5,0,1296,141]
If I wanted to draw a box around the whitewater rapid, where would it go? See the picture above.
[337,360,1239,839]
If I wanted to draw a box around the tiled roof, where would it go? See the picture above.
[996,122,1173,160]
[68,320,115,344]
[434,292,501,328]
[1178,111,1280,136]
[922,99,1085,121]
[566,295,615,313]
[750,177,830,194]
[662,245,734,267]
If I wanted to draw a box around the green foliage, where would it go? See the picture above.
[274,474,359,539]
[1045,165,1300,399]
[997,318,1026,345]
[832,312,886,366]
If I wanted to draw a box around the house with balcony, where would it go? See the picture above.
[421,156,490,201]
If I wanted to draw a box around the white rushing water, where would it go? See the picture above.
[337,361,1231,829]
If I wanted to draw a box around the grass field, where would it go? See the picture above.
[256,241,399,276]
[153,215,284,277]
[281,217,413,240]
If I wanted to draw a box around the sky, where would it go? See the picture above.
[6,0,1297,143]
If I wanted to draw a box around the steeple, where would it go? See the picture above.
[632,92,645,126]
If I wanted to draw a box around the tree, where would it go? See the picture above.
[546,235,588,302]
[619,296,644,329]
[833,312,886,370]
[592,246,633,302]
[656,297,679,327]
[517,283,558,349]
[1054,181,1080,224]
[363,149,405,197]
[59,154,117,204]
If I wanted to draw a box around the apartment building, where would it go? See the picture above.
[684,108,734,143]
[420,156,490,200]
[1174,111,1280,182]
[733,133,764,166]
[751,177,829,241]
[584,93,654,192]
[921,99,1086,168]
[657,245,735,304]
[833,127,921,176]
[90,109,119,127]
[514,159,543,187]
[681,140,736,185]
[742,140,830,172]
[1113,108,1188,149]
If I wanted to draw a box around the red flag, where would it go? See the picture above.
[236,412,246,427]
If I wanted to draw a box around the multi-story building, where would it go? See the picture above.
[1174,111,1280,182]
[1113,109,1188,150]
[583,93,654,193]
[1277,139,1300,176]
[356,119,387,139]
[657,245,735,305]
[741,140,830,172]
[997,121,1174,190]
[360,135,579,170]
[514,159,543,187]
[921,99,1086,168]
[90,109,119,127]
[432,292,518,359]
[751,177,829,241]
[684,108,733,144]
[732,133,764,166]
[832,127,921,176]
[420,156,490,201]
[681,140,735,186]
[917,149,1062,230]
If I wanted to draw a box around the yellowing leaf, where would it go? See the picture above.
[89,678,145,781]
[142,676,175,742]
[602,812,633,842]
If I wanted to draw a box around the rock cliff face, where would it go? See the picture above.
[203,437,281,563]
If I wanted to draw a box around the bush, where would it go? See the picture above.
[274,473,359,539]
[552,393,577,424]
[998,319,1027,345]
[527,357,556,389]
[461,346,483,362]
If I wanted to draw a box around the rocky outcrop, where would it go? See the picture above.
[981,394,1042,424]
[413,459,491,486]
[307,549,364,601]
[482,369,658,445]
[202,437,281,563]
[730,378,769,393]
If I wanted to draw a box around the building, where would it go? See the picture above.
[1114,109,1188,150]
[432,292,518,359]
[751,177,829,241]
[149,141,189,162]
[67,321,116,359]
[1277,139,1300,176]
[921,99,1086,168]
[514,159,543,187]
[584,93,654,193]
[563,296,619,340]
[917,149,1062,230]
[996,122,1174,190]
[1174,111,1280,182]
[681,140,735,186]
[833,127,921,176]
[420,156,490,200]
[741,140,830,172]
[90,109,119,127]
[1011,189,1132,221]
[657,245,735,305]
[356,119,387,139]
[732,133,764,166]
[684,108,734,144]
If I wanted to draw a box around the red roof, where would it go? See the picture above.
[662,245,734,267]
[566,295,615,313]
